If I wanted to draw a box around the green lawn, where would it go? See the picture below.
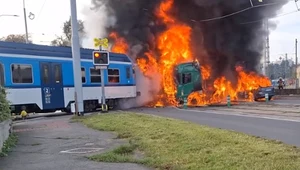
[74,112,300,170]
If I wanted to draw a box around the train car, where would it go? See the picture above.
[0,41,137,114]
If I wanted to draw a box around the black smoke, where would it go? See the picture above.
[172,0,289,83]
[90,0,288,80]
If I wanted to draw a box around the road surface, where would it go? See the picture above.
[272,95,300,105]
[0,114,150,170]
[129,107,300,147]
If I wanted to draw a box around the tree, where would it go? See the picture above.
[51,17,85,47]
[0,34,32,43]
[0,87,11,122]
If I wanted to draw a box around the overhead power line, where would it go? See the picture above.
[36,0,47,21]
[191,0,296,23]
[240,10,300,25]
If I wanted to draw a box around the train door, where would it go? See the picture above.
[0,63,4,86]
[40,62,65,110]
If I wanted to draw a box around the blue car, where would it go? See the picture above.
[253,86,275,101]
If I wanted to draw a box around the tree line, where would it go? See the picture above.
[0,17,85,47]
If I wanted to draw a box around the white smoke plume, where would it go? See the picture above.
[118,68,161,109]
[118,44,161,109]
[81,1,116,44]
[81,1,161,109]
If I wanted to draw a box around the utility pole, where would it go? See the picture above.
[263,19,270,76]
[285,53,288,78]
[23,0,29,43]
[296,39,298,89]
[70,0,84,115]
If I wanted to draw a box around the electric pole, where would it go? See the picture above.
[23,0,29,43]
[296,39,298,88]
[70,0,84,115]
[285,53,288,78]
[263,19,270,76]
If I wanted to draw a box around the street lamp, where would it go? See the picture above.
[0,14,19,17]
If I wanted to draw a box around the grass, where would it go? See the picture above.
[74,112,300,170]
[0,133,18,157]
[89,144,141,163]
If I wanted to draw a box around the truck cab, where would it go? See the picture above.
[174,61,203,103]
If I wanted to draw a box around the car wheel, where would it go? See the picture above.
[268,96,272,101]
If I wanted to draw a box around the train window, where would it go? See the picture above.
[42,64,50,84]
[81,67,86,83]
[126,67,130,79]
[132,67,136,78]
[182,73,192,84]
[0,63,4,86]
[54,65,61,83]
[11,64,33,84]
[90,68,101,83]
[108,69,120,83]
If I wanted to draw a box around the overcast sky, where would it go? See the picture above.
[0,0,299,62]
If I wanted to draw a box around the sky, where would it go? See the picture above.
[0,0,299,62]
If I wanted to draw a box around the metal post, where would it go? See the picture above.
[285,53,288,78]
[70,0,84,115]
[74,92,78,116]
[183,97,187,109]
[296,39,298,89]
[100,68,108,112]
[23,0,29,43]
[99,45,108,112]
[265,93,269,102]
[227,95,231,107]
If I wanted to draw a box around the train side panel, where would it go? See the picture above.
[0,41,137,113]
[62,60,137,108]
[0,55,43,112]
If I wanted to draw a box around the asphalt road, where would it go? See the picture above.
[272,96,300,105]
[0,114,151,170]
[129,107,300,147]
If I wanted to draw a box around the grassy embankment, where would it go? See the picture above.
[74,112,300,170]
[0,133,18,157]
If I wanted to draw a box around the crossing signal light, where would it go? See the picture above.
[93,51,109,66]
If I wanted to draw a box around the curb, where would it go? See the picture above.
[12,112,70,121]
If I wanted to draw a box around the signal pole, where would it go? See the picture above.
[70,0,84,115]
[93,38,109,112]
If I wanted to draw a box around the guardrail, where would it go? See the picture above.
[275,89,300,95]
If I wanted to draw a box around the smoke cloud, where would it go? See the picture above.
[83,0,288,107]
[118,67,161,109]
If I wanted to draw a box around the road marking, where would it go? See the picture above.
[60,147,104,154]
[172,107,300,123]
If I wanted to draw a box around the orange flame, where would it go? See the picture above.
[109,32,129,54]
[154,0,194,105]
[109,0,271,107]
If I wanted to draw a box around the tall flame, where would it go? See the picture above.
[155,0,193,105]
[109,0,271,107]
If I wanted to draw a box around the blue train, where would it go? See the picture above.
[0,41,137,114]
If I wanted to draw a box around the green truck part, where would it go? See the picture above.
[174,60,203,104]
